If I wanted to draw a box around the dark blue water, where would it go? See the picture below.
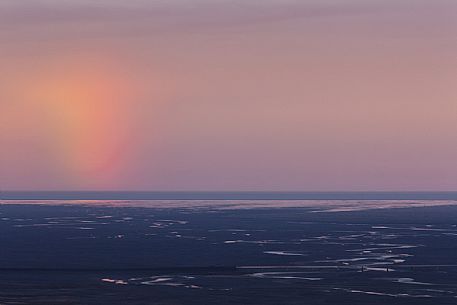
[1,200,457,304]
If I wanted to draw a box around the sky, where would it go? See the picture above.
[1,0,456,191]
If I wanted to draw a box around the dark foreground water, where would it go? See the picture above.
[1,199,457,304]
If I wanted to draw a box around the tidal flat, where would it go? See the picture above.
[1,200,457,305]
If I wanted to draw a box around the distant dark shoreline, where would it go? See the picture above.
[2,191,457,200]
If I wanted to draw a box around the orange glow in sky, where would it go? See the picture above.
[1,0,456,191]
[30,57,129,177]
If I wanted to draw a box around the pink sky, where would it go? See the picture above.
[1,0,456,191]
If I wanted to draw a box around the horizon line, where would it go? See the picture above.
[2,190,457,201]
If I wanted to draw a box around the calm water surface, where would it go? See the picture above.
[1,199,457,304]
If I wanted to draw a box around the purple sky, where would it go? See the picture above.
[1,0,456,191]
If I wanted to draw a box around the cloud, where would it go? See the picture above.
[1,0,443,32]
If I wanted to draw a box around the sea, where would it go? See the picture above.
[1,192,457,305]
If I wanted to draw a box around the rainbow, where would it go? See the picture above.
[26,55,133,186]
